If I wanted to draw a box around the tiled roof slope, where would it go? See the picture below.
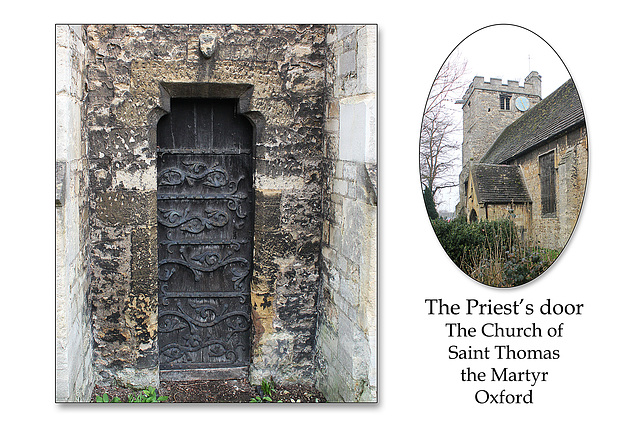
[481,79,584,164]
[471,163,532,203]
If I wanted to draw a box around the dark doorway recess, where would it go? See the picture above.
[157,98,254,381]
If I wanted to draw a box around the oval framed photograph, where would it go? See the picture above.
[419,24,588,288]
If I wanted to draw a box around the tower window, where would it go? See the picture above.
[500,94,511,110]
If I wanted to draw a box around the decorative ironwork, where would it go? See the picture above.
[158,206,229,233]
[157,98,253,372]
[158,298,250,366]
[158,245,250,284]
[158,160,244,194]
[159,300,251,332]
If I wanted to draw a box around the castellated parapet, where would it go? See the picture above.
[461,71,541,105]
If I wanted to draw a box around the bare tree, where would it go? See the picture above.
[420,56,468,207]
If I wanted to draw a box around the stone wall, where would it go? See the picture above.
[485,203,532,238]
[461,73,541,167]
[315,25,377,402]
[458,73,542,210]
[510,126,588,250]
[55,24,377,400]
[56,25,94,401]
[83,24,327,388]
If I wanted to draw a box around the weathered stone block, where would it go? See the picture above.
[131,226,157,282]
[94,191,155,226]
[338,50,356,76]
[254,190,281,231]
[356,26,377,95]
[338,102,366,162]
[56,162,67,207]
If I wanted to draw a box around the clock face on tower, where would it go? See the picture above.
[515,96,530,112]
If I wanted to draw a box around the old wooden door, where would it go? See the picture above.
[157,98,253,379]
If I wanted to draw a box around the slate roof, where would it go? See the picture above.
[481,79,584,164]
[471,163,531,204]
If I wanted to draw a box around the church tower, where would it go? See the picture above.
[457,71,542,215]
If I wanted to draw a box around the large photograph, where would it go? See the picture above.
[55,24,377,403]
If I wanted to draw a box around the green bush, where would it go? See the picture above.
[431,217,517,268]
[431,217,555,287]
[502,248,559,286]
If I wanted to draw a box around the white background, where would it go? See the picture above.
[6,1,637,425]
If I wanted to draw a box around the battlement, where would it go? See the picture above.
[461,71,541,104]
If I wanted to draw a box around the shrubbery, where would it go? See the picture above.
[501,247,559,286]
[431,217,518,266]
[431,217,558,287]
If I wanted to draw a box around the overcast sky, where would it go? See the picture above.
[455,24,571,98]
[433,24,572,213]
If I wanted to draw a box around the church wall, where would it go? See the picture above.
[56,25,94,401]
[509,126,587,250]
[315,25,377,402]
[83,24,327,388]
[464,171,480,221]
[485,203,532,239]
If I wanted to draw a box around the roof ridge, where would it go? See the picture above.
[481,78,584,164]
